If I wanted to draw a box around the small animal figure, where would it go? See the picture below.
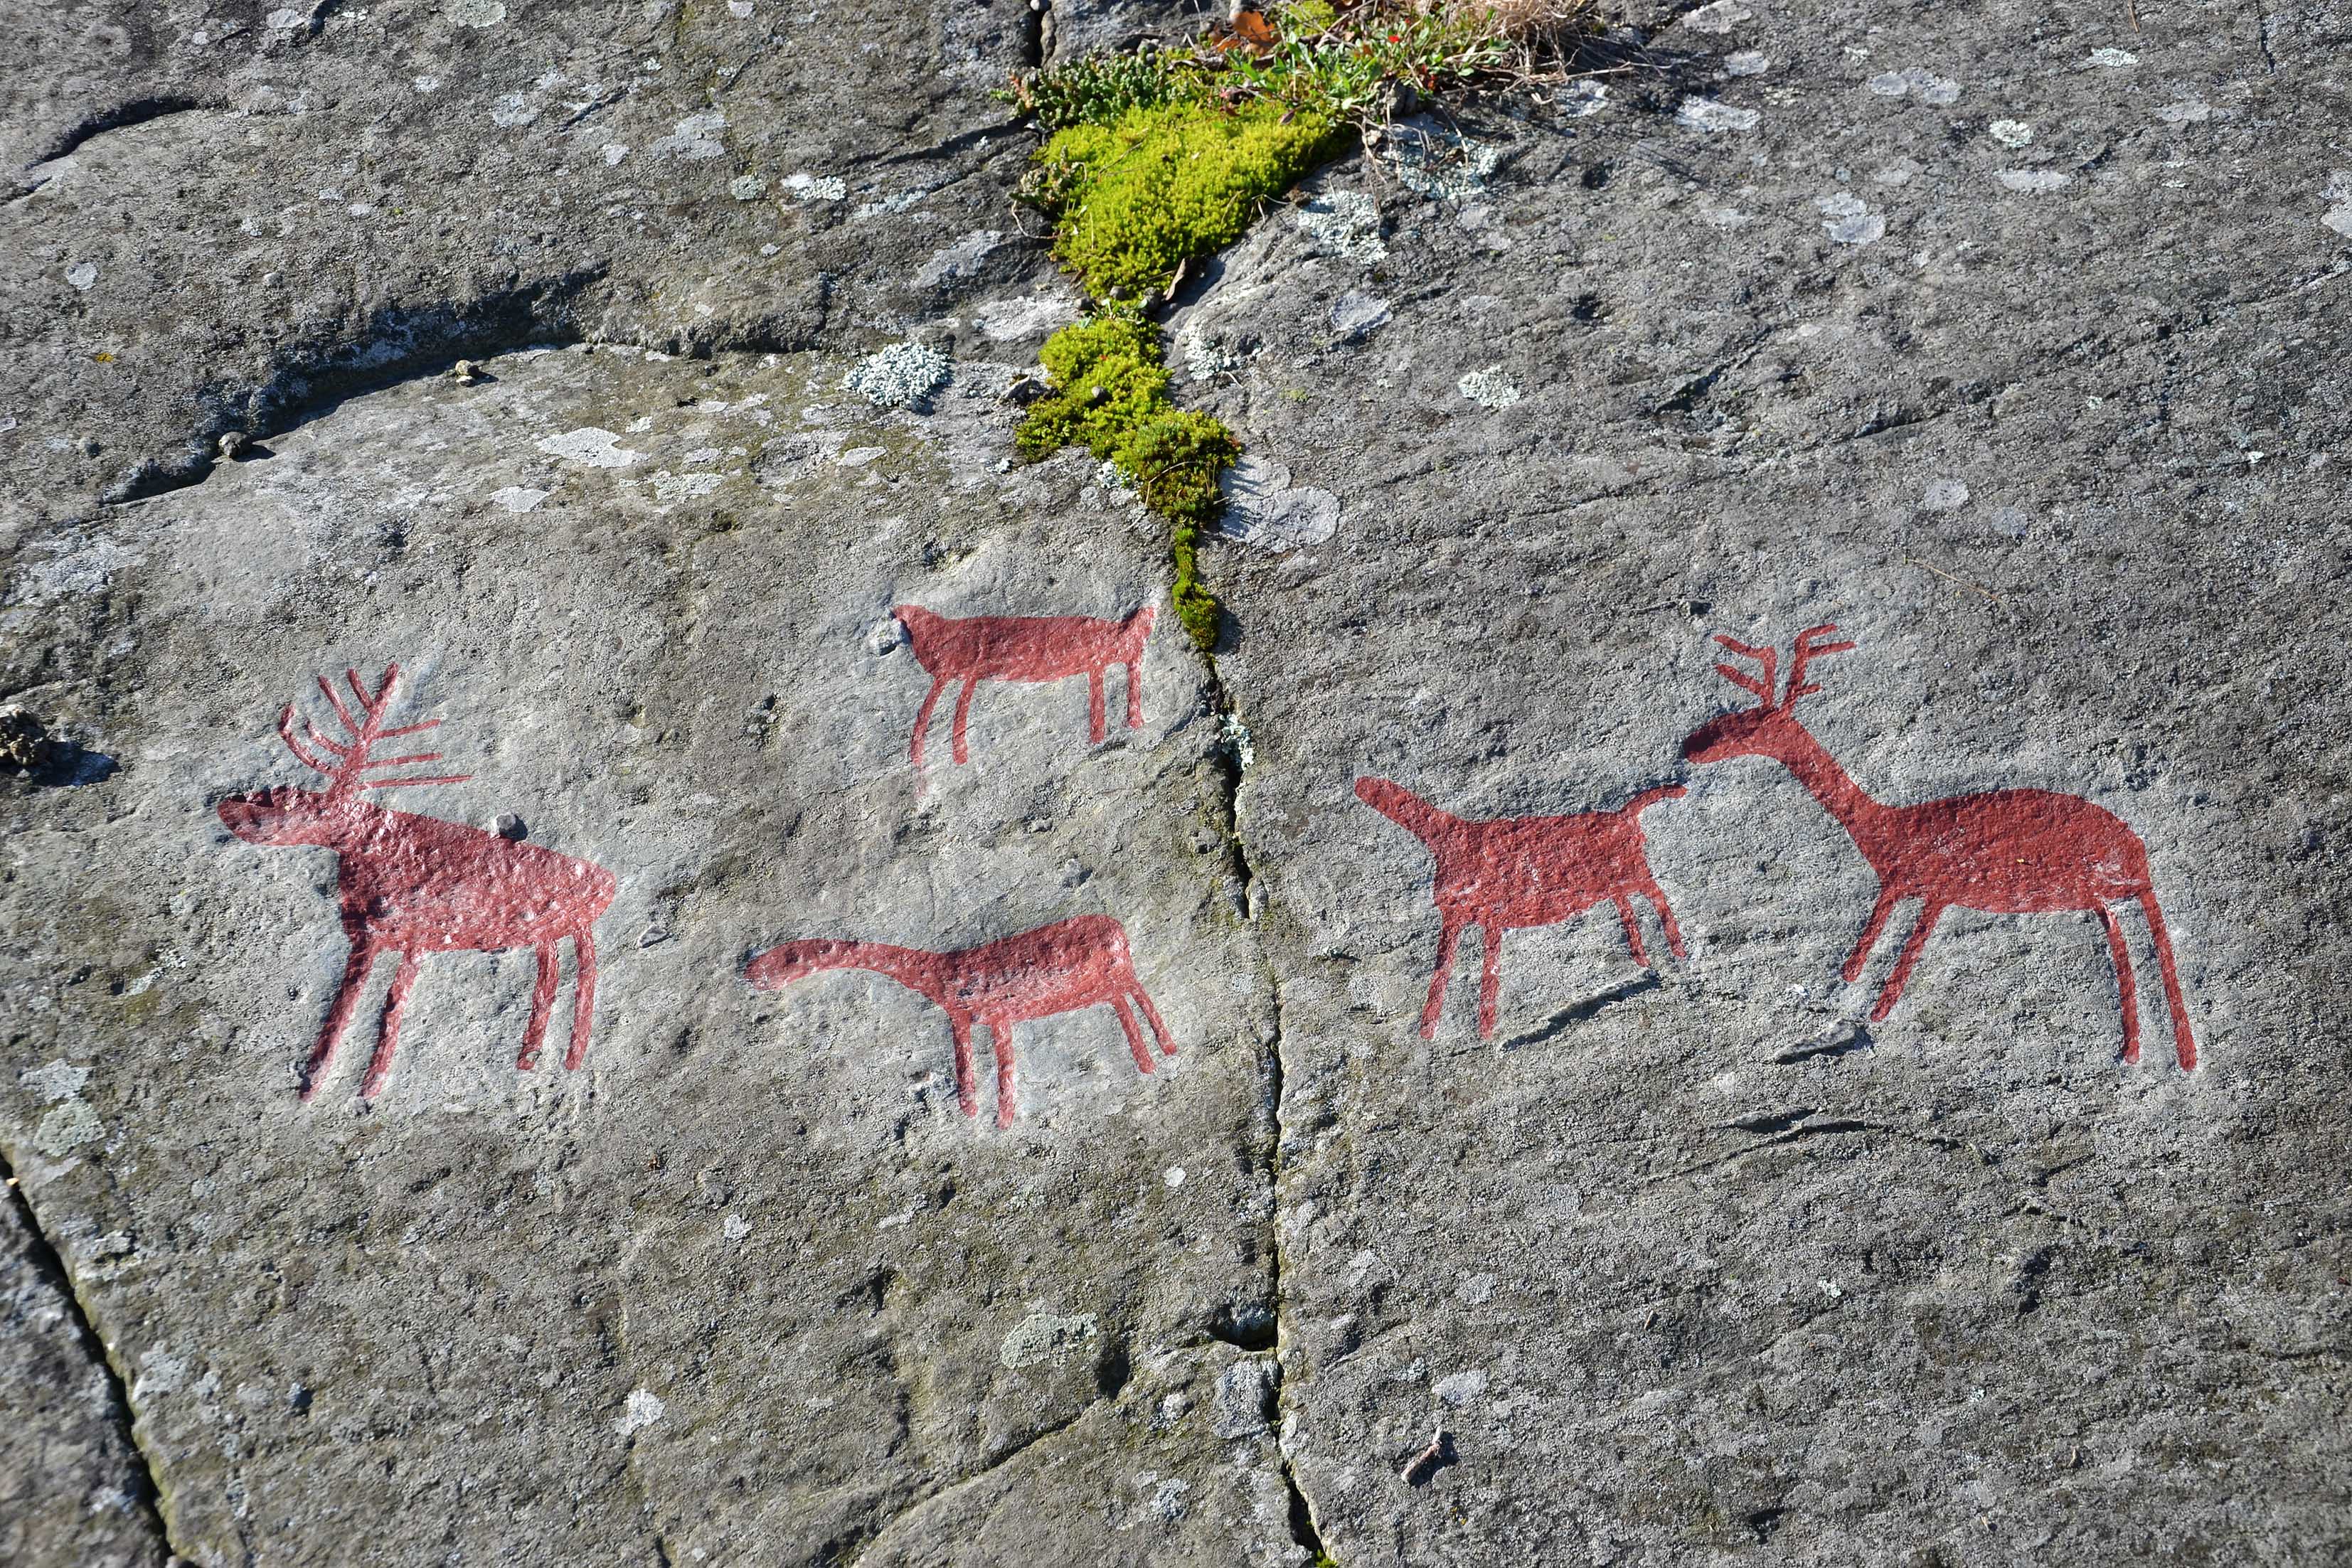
[1682,624,2196,1068]
[891,604,1154,774]
[1355,776,1688,1040]
[219,665,617,1100]
[746,914,1174,1127]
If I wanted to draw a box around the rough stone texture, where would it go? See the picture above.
[6,0,2352,1564]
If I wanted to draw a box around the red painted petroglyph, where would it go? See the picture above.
[219,665,618,1100]
[892,604,1154,774]
[1683,624,2196,1069]
[745,914,1174,1128]
[1355,777,1688,1040]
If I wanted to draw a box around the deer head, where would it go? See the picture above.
[745,939,864,991]
[218,665,469,845]
[1682,624,1857,764]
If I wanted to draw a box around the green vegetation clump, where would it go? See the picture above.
[1016,310,1236,649]
[1002,1,1595,651]
[1033,100,1343,300]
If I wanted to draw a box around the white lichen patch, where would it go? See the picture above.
[974,293,1077,342]
[1997,169,2072,193]
[779,171,846,202]
[1435,1368,1489,1406]
[487,486,548,513]
[843,342,951,411]
[1387,127,1502,200]
[1178,324,1244,383]
[1922,478,1970,511]
[447,0,506,24]
[20,1060,89,1102]
[1457,367,1523,410]
[1816,192,1885,245]
[1556,80,1610,117]
[2156,99,2213,124]
[1676,96,1760,132]
[2326,173,2352,239]
[1867,67,1962,105]
[855,190,926,218]
[913,230,1005,289]
[1329,289,1390,339]
[646,470,726,504]
[1680,0,1751,31]
[648,111,728,161]
[614,1388,666,1436]
[536,427,642,467]
[1723,51,1769,77]
[1989,119,2034,147]
[1297,191,1387,265]
[728,174,767,201]
[1218,457,1339,552]
[66,262,97,291]
[35,1098,101,1155]
[2087,47,2138,67]
[1000,1311,1097,1370]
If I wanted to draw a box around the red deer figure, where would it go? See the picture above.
[745,914,1174,1128]
[1682,624,2196,1069]
[892,604,1154,775]
[1355,777,1688,1040]
[218,665,617,1101]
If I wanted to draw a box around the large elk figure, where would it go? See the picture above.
[1681,625,2196,1069]
[218,664,617,1100]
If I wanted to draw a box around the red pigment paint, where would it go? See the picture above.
[1683,624,2196,1069]
[1355,777,1688,1040]
[745,914,1174,1129]
[892,604,1154,774]
[219,665,617,1101]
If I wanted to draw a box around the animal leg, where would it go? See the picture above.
[359,953,422,1099]
[1868,902,1946,1023]
[1613,895,1655,970]
[2139,889,2196,1070]
[517,940,558,1070]
[1477,925,1504,1040]
[1124,658,1144,730]
[1131,983,1176,1057]
[948,1013,977,1118]
[1087,668,1107,744]
[565,929,598,1071]
[950,676,979,766]
[1419,917,1464,1040]
[1639,876,1688,961]
[299,938,379,1102]
[1843,886,1901,985]
[991,1021,1019,1129]
[2096,904,2142,1066]
[908,676,947,774]
[1112,993,1154,1074]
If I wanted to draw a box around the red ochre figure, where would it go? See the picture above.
[1683,624,2196,1070]
[218,665,618,1102]
[892,604,1154,774]
[1355,777,1688,1040]
[745,914,1175,1129]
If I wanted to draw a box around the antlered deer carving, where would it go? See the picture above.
[1682,624,2196,1069]
[892,604,1154,775]
[218,665,617,1101]
[1356,777,1688,1040]
[745,914,1174,1128]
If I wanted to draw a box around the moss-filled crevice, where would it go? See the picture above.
[1001,3,1595,651]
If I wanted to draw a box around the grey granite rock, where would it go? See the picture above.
[4,0,2350,1564]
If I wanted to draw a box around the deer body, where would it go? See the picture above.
[220,666,617,1101]
[892,604,1154,773]
[1356,777,1688,1040]
[1685,625,2195,1069]
[746,914,1173,1128]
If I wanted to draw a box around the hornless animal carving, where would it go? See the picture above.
[219,665,617,1100]
[746,914,1174,1128]
[891,604,1154,776]
[1682,624,2196,1069]
[1356,776,1688,1040]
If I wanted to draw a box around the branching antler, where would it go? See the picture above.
[1786,624,1857,704]
[1711,634,1777,708]
[275,663,469,794]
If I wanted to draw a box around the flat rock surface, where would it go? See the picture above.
[4,1,2348,1565]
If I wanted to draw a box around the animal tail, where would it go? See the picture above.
[1354,777,1457,849]
[1624,784,1689,816]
